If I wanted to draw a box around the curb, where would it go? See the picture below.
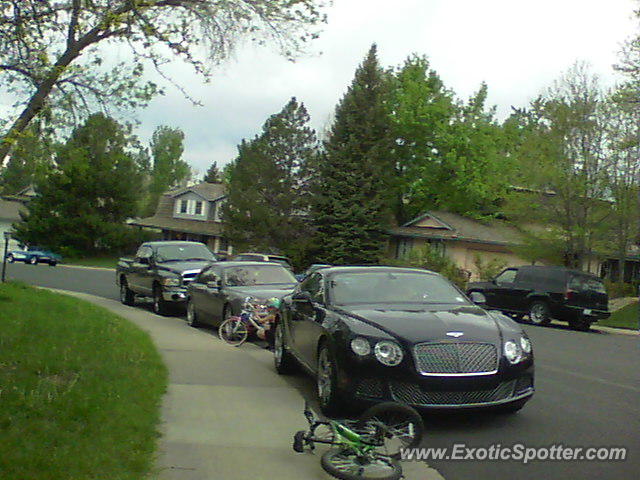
[59,264,116,272]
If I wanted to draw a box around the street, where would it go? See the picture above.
[6,262,639,480]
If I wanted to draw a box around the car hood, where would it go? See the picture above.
[226,285,297,300]
[157,260,213,274]
[339,304,503,345]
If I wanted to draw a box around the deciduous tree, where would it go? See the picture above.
[146,126,190,215]
[0,0,327,161]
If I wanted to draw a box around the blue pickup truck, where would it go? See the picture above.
[6,246,62,266]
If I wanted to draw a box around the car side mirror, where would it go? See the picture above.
[470,292,487,306]
[292,291,312,303]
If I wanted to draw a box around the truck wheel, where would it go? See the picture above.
[120,281,135,306]
[153,286,170,316]
[529,301,551,326]
[569,318,591,332]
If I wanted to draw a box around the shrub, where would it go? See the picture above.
[604,280,639,299]
[473,254,507,282]
[384,244,469,290]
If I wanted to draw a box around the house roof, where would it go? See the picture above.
[130,215,224,236]
[169,182,226,202]
[390,211,524,247]
[0,198,24,221]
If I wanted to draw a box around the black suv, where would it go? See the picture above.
[467,266,610,331]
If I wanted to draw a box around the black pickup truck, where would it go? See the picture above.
[116,241,217,315]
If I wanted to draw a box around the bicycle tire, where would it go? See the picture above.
[356,402,424,459]
[218,317,249,346]
[321,448,401,480]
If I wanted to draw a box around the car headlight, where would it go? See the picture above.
[350,337,371,356]
[374,341,403,366]
[504,340,522,364]
[161,277,181,287]
[520,336,532,354]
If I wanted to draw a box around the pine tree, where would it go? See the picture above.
[223,97,318,264]
[311,44,393,265]
[203,161,222,183]
[13,113,145,254]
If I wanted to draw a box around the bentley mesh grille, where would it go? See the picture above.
[413,342,498,375]
[390,380,516,406]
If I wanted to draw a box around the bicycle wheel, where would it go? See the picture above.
[355,402,424,459]
[218,317,249,346]
[321,448,401,480]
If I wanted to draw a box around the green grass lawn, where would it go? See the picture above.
[63,256,120,269]
[0,282,167,480]
[599,301,639,330]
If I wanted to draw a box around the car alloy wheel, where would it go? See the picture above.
[187,300,199,327]
[529,301,550,326]
[274,323,284,366]
[317,347,334,406]
[7,254,14,263]
[29,256,37,265]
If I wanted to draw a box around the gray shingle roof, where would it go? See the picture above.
[390,211,524,246]
[169,182,226,202]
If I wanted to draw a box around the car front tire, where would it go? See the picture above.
[274,322,297,374]
[187,299,201,327]
[120,281,135,306]
[7,254,14,263]
[153,286,170,316]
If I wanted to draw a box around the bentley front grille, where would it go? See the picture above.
[413,342,498,375]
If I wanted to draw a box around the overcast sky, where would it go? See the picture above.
[134,0,638,177]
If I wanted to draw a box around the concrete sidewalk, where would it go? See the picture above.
[58,291,445,480]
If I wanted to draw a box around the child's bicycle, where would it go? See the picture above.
[218,297,280,346]
[293,401,424,480]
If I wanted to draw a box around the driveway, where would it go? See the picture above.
[58,290,442,480]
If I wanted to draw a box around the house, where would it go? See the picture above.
[0,186,36,250]
[130,182,232,255]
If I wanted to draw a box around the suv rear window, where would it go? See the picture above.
[568,275,606,293]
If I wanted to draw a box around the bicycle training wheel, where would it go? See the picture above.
[355,402,424,459]
[218,317,249,346]
[321,448,401,480]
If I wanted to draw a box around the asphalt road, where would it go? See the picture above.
[5,262,639,480]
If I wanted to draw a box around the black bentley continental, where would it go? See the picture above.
[274,266,534,414]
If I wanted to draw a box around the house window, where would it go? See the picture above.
[194,201,203,215]
[179,199,188,214]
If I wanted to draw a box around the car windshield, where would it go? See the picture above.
[224,265,296,286]
[329,271,469,306]
[155,244,216,263]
